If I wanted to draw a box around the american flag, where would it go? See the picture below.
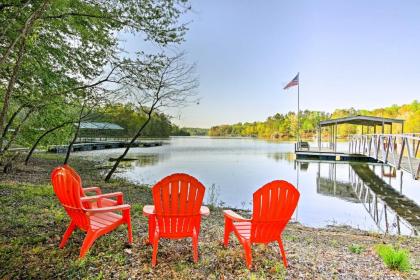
[283,73,299,90]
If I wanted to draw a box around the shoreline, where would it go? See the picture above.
[0,153,419,279]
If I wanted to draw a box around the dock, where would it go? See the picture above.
[48,140,163,153]
[295,147,376,162]
[295,115,420,179]
[349,133,420,180]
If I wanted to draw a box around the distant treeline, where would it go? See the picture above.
[93,103,174,138]
[91,104,209,138]
[171,127,209,136]
[208,100,419,139]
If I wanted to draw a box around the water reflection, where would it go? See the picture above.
[267,152,295,163]
[133,153,169,167]
[305,160,419,235]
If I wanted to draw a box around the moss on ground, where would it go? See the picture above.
[0,154,419,279]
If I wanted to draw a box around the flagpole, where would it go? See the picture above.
[297,73,300,144]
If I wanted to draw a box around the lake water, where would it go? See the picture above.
[76,137,420,235]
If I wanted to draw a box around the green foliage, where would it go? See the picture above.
[183,127,209,136]
[93,103,174,138]
[1,0,192,151]
[209,110,328,138]
[209,100,419,139]
[16,103,77,147]
[375,244,411,272]
[348,244,364,254]
[171,125,191,136]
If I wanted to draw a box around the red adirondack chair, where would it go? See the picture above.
[143,173,210,267]
[63,164,117,208]
[51,166,132,258]
[223,180,300,269]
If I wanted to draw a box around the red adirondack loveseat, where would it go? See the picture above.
[223,180,300,269]
[143,173,210,266]
[51,166,132,257]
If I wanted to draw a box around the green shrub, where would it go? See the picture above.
[375,244,411,272]
[349,244,364,254]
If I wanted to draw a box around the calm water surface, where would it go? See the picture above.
[77,137,420,235]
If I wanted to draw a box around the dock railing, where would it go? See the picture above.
[349,133,420,179]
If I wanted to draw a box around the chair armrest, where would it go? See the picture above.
[143,205,155,217]
[86,204,131,214]
[200,206,210,216]
[143,205,211,217]
[223,210,250,222]
[83,187,102,195]
[80,192,123,202]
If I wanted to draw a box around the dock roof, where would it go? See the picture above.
[78,122,124,130]
[319,115,404,127]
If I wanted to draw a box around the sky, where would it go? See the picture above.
[122,0,420,128]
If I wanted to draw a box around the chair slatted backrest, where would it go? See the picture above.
[51,167,90,230]
[63,164,95,209]
[63,164,85,195]
[152,173,205,237]
[251,180,300,243]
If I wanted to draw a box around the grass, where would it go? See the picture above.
[348,244,364,254]
[375,244,411,272]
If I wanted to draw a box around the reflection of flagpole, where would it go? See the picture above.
[295,160,299,221]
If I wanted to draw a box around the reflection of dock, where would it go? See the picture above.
[318,178,359,203]
[350,163,420,235]
[306,159,420,235]
[315,162,360,203]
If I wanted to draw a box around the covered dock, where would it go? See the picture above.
[296,115,420,179]
[315,115,404,153]
[295,115,405,157]
[77,122,125,142]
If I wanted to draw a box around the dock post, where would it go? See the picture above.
[384,205,389,234]
[318,125,321,151]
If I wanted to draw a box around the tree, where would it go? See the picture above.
[1,0,192,154]
[104,53,198,181]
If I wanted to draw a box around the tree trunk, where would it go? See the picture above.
[104,114,152,182]
[1,105,25,139]
[1,108,34,153]
[0,0,50,150]
[0,40,27,151]
[3,152,20,174]
[63,119,81,165]
[25,121,71,165]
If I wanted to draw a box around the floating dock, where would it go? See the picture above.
[295,147,377,162]
[48,140,163,153]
